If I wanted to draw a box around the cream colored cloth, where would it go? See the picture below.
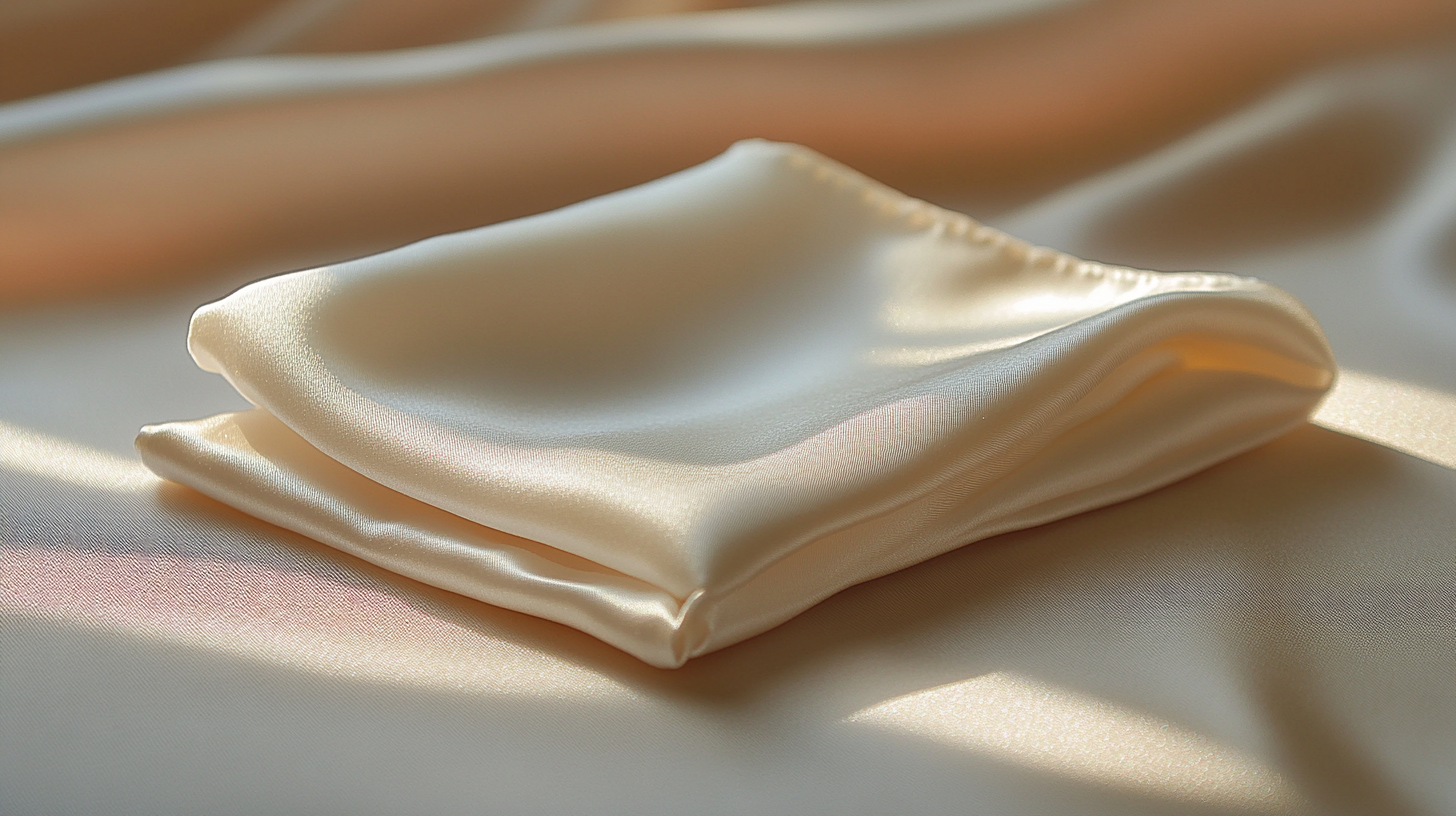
[3,2,1454,814]
[136,141,1333,666]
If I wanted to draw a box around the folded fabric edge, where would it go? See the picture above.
[682,363,1328,658]
[136,411,694,668]
[669,288,1334,639]
[137,343,1327,669]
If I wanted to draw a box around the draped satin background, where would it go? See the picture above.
[2,1,1454,815]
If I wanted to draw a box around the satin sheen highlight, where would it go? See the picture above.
[136,140,1335,667]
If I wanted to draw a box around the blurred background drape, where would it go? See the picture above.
[1,2,1453,815]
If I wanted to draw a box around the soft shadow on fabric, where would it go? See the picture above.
[1081,104,1429,269]
[6,423,1453,815]
[102,423,1441,704]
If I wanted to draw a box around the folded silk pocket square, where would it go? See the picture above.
[137,139,1335,668]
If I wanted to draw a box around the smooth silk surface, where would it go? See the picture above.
[5,3,1455,814]
[136,141,1334,666]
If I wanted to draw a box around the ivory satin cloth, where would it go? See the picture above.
[135,140,1335,668]
[3,4,1456,816]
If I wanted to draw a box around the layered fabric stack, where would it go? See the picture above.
[137,141,1335,666]
[7,2,1456,813]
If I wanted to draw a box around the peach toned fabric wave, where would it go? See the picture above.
[2,1,1453,814]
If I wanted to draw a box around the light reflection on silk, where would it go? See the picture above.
[846,672,1304,812]
[3,6,1455,808]
[134,142,1338,667]
[1312,370,1456,469]
[1,545,634,700]
[1,369,1450,814]
[0,419,156,493]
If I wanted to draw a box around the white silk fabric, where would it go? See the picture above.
[135,140,1334,667]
